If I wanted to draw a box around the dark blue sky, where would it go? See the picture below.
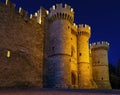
[1,0,120,66]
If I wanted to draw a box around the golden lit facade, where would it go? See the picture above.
[40,3,111,89]
[0,0,111,89]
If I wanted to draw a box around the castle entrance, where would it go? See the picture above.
[71,72,76,88]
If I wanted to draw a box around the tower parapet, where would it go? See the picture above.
[90,41,109,50]
[46,3,74,88]
[71,23,78,35]
[77,24,96,88]
[48,3,74,23]
[6,0,9,5]
[30,7,48,25]
[90,41,111,89]
[78,24,91,37]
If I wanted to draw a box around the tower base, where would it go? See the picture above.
[79,79,97,89]
[95,80,111,89]
[78,62,97,89]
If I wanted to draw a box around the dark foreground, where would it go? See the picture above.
[0,88,120,95]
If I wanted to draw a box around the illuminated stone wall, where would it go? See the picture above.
[45,3,74,88]
[0,0,111,89]
[90,42,111,89]
[77,25,97,89]
[70,30,78,88]
[0,1,44,88]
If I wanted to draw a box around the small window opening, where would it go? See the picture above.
[52,47,55,52]
[98,61,100,64]
[7,50,11,58]
[68,26,70,29]
[79,53,82,56]
[69,59,71,62]
[101,77,103,80]
[71,46,75,57]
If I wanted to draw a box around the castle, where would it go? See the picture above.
[0,0,111,89]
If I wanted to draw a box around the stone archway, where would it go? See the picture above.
[71,72,76,87]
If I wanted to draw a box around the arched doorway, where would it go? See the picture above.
[71,72,76,87]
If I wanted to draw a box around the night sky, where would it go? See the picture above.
[1,0,120,67]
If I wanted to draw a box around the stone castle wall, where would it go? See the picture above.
[77,25,96,89]
[90,42,111,89]
[70,31,78,88]
[45,3,73,87]
[0,1,111,89]
[0,2,44,88]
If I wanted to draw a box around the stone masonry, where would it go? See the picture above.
[0,0,111,89]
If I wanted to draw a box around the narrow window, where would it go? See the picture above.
[98,61,100,64]
[7,50,11,58]
[71,46,75,57]
[68,26,70,29]
[71,72,76,86]
[101,77,103,80]
[79,53,82,56]
[52,47,55,52]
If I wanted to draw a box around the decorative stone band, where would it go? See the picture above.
[77,62,90,64]
[48,53,71,57]
[90,41,109,50]
[92,64,108,66]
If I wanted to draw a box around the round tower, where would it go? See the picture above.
[90,41,111,89]
[46,3,74,88]
[77,24,97,89]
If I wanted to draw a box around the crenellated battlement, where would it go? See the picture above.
[0,0,111,89]
[73,23,78,29]
[0,0,36,20]
[48,3,74,23]
[90,41,109,50]
[71,23,78,35]
[6,0,9,5]
[0,0,44,26]
[78,24,91,30]
[18,7,28,17]
[32,7,48,24]
[77,24,91,37]
[5,0,16,9]
[0,0,28,18]
[49,3,73,12]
